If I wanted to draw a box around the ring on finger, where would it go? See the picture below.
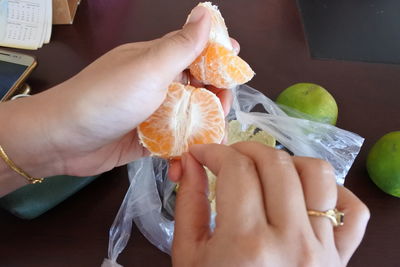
[307,208,344,227]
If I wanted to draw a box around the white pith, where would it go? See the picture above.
[170,87,225,157]
[139,84,225,158]
[197,2,233,50]
[171,87,193,156]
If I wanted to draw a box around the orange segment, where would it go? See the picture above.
[138,82,225,158]
[190,43,254,89]
[196,2,232,50]
[188,2,255,89]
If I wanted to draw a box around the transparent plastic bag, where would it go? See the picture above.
[101,157,174,267]
[229,84,364,184]
[102,84,364,266]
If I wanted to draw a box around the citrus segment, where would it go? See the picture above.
[138,82,225,158]
[188,2,255,89]
[196,2,232,50]
[190,43,254,89]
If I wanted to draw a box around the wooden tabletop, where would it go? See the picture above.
[1,0,399,266]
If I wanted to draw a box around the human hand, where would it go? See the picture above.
[0,5,239,192]
[42,6,214,177]
[172,142,369,267]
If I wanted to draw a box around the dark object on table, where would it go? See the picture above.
[0,175,98,219]
[297,0,400,64]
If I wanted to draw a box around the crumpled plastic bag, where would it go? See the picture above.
[101,157,174,267]
[102,84,364,266]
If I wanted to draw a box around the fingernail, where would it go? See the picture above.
[233,46,240,55]
[186,6,206,24]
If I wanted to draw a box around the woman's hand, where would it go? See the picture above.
[40,6,212,177]
[172,142,370,267]
[0,6,236,195]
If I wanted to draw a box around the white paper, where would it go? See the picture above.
[43,0,51,43]
[0,0,52,50]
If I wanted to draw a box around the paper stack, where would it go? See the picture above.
[0,0,52,50]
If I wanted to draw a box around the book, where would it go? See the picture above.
[0,0,52,50]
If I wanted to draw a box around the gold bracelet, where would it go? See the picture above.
[0,145,44,184]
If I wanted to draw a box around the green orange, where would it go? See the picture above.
[366,131,400,197]
[276,83,338,125]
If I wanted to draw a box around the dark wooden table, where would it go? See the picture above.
[1,0,399,266]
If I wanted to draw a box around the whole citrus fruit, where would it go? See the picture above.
[366,131,400,197]
[276,83,338,125]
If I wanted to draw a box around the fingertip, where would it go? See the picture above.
[168,159,183,182]
[182,152,201,179]
[219,89,233,116]
[185,6,209,25]
[174,150,211,244]
[230,38,240,55]
[154,6,211,82]
[188,144,231,178]
[188,72,204,88]
[203,85,232,115]
[182,6,211,55]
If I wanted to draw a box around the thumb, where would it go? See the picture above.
[151,6,211,81]
[173,152,210,255]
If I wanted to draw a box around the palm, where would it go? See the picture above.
[64,130,147,177]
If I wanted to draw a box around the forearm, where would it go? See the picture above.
[0,95,63,197]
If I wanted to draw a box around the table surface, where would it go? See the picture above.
[1,0,400,266]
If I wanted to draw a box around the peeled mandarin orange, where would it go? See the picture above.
[188,2,254,89]
[138,82,225,158]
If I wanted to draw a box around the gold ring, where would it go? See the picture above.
[307,208,344,227]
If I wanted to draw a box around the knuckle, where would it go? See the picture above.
[270,149,292,164]
[312,158,336,184]
[235,231,269,263]
[113,43,135,53]
[230,141,248,148]
[321,162,335,176]
[162,30,179,39]
[170,31,196,51]
[283,231,322,267]
[300,254,319,267]
[232,154,255,172]
[115,43,130,50]
[248,240,268,262]
[299,243,320,267]
[314,158,335,174]
[354,200,371,222]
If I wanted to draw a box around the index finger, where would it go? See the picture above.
[189,144,267,230]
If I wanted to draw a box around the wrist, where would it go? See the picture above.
[0,95,64,184]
